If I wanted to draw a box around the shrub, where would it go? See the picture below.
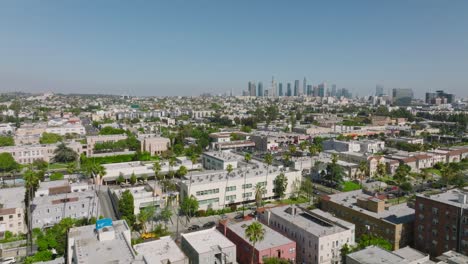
[196,210,206,217]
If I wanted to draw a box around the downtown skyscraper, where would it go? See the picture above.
[294,80,300,96]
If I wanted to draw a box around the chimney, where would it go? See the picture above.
[459,193,467,204]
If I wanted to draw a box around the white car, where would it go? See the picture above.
[0,257,15,264]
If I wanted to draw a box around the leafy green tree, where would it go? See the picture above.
[301,177,314,203]
[137,206,155,233]
[119,190,135,227]
[357,234,393,250]
[176,165,188,178]
[39,132,63,144]
[53,143,78,163]
[254,182,265,208]
[0,135,14,146]
[180,195,199,218]
[159,206,173,227]
[324,155,345,186]
[116,173,125,184]
[273,173,288,198]
[50,172,64,181]
[99,126,126,135]
[245,221,266,264]
[130,173,137,185]
[244,153,252,163]
[33,159,49,171]
[0,152,18,174]
[263,257,290,264]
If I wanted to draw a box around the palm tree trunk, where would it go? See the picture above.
[251,243,256,264]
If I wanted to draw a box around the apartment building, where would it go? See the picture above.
[202,151,238,170]
[0,142,82,164]
[86,134,128,156]
[181,228,236,264]
[258,205,355,264]
[45,123,86,136]
[346,246,432,264]
[31,180,98,229]
[133,236,189,264]
[321,190,415,250]
[219,219,296,264]
[414,190,468,257]
[180,155,302,210]
[0,187,26,236]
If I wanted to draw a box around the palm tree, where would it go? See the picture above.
[263,153,273,202]
[358,161,369,186]
[223,164,234,207]
[151,161,162,230]
[168,156,176,179]
[245,221,266,264]
[253,183,265,208]
[244,153,252,164]
[188,154,199,195]
[24,169,39,255]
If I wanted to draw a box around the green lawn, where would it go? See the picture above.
[423,168,441,176]
[275,196,309,205]
[48,163,69,170]
[342,181,361,192]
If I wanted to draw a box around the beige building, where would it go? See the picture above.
[321,190,415,250]
[0,187,26,236]
[0,142,82,164]
[86,134,128,156]
[138,134,170,155]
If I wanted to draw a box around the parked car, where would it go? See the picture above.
[188,225,200,231]
[1,257,15,264]
[203,221,216,228]
[234,214,244,220]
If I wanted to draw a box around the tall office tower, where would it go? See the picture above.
[248,81,257,96]
[294,80,300,96]
[376,84,384,96]
[392,88,414,106]
[306,85,313,96]
[270,76,277,97]
[425,90,455,105]
[287,83,292,96]
[313,86,319,97]
[331,84,337,97]
[278,83,283,96]
[318,83,326,97]
[303,77,307,95]
[258,82,264,97]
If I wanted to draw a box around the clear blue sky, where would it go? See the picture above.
[0,0,467,97]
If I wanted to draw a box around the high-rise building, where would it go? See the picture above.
[306,85,312,96]
[287,83,292,96]
[392,88,414,106]
[313,86,319,97]
[425,90,455,105]
[303,77,307,95]
[278,83,283,96]
[294,80,300,96]
[248,81,256,96]
[376,84,384,96]
[318,83,326,97]
[270,76,277,97]
[258,82,264,97]
[331,84,337,97]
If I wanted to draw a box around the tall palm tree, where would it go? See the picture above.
[188,154,199,195]
[24,169,39,256]
[152,161,162,230]
[263,153,273,202]
[223,164,234,208]
[245,221,266,264]
[358,161,369,186]
[253,183,265,208]
[169,156,176,179]
[244,153,252,164]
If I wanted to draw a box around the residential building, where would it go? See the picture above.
[346,246,433,264]
[202,151,238,170]
[45,123,86,136]
[321,190,415,250]
[0,142,82,164]
[0,187,26,236]
[31,180,98,229]
[219,219,296,264]
[181,228,236,264]
[86,134,128,156]
[258,206,355,264]
[133,236,189,264]
[414,190,468,257]
[180,153,302,210]
[436,250,468,263]
[67,220,139,264]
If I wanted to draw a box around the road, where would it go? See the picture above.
[97,186,117,220]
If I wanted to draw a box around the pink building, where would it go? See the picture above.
[219,219,296,264]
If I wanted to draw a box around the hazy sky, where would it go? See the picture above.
[0,1,467,98]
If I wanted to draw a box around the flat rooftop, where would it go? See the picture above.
[182,228,235,254]
[347,246,434,264]
[325,190,415,225]
[227,219,294,251]
[203,151,239,162]
[68,220,139,264]
[267,206,353,237]
[0,187,25,208]
[417,189,468,209]
[133,236,187,264]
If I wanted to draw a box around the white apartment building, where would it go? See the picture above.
[0,123,15,135]
[180,154,302,210]
[0,187,26,236]
[45,123,86,136]
[202,151,238,170]
[181,228,236,264]
[0,142,82,164]
[259,206,355,264]
[31,180,98,229]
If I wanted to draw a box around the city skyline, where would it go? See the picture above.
[0,1,467,97]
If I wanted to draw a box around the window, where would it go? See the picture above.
[242,183,252,189]
[0,216,3,221]
[196,188,220,196]
[9,215,13,219]
[243,192,253,198]
[432,207,439,214]
[226,195,236,201]
[226,186,236,192]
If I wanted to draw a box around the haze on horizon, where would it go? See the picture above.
[0,0,467,98]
